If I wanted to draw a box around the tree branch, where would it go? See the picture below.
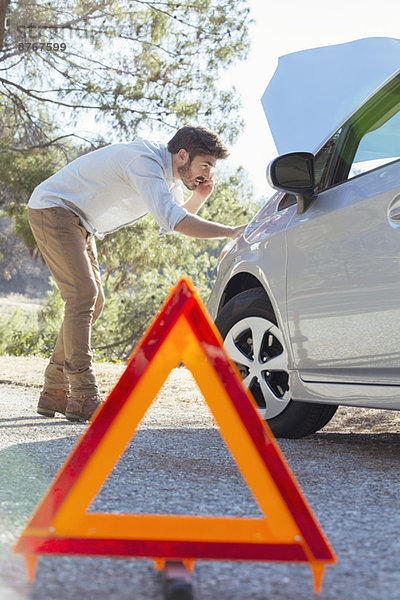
[132,0,199,30]
[0,75,105,109]
[9,132,99,152]
[0,0,9,52]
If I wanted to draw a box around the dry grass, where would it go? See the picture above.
[0,355,125,395]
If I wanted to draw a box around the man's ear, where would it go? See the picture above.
[177,148,189,163]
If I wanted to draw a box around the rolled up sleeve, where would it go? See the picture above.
[125,156,187,233]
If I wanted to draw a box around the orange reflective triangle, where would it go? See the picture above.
[14,278,336,592]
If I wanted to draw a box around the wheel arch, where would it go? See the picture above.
[214,269,295,373]
[217,273,275,316]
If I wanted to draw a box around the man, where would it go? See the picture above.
[28,126,247,422]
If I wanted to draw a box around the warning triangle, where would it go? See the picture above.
[14,277,336,590]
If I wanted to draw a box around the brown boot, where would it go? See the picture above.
[65,395,103,422]
[37,389,69,417]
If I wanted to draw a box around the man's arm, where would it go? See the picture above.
[182,192,206,215]
[174,214,246,239]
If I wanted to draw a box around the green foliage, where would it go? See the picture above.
[0,280,63,356]
[1,168,260,361]
[0,308,41,356]
[0,139,85,264]
[0,141,58,206]
[0,0,257,360]
[0,0,253,284]
[2,0,251,143]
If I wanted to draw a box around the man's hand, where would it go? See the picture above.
[182,176,214,215]
[193,176,214,201]
[229,224,247,238]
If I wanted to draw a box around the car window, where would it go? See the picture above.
[329,75,400,185]
[348,106,400,178]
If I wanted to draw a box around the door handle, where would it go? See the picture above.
[388,194,400,227]
[389,207,400,221]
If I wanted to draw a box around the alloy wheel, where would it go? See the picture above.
[223,316,291,419]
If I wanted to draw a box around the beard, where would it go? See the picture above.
[177,161,206,191]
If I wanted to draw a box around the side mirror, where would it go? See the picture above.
[267,152,316,214]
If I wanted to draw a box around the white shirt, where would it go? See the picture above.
[28,138,188,239]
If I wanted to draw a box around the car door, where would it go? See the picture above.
[285,82,400,385]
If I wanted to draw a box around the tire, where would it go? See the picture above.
[215,288,338,438]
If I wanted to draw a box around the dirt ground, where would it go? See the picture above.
[1,355,400,435]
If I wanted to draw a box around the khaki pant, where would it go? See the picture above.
[28,207,104,399]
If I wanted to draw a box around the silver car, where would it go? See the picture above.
[208,37,400,438]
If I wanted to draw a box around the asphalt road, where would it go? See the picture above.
[1,382,400,600]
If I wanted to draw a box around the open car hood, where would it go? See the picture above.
[262,37,400,155]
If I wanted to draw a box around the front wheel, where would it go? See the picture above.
[215,288,338,438]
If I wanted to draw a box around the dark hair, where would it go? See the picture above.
[167,126,229,160]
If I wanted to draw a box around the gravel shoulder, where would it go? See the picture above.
[1,356,400,599]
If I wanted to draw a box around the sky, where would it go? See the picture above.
[222,0,400,198]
